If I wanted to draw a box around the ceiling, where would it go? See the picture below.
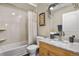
[35,3,51,6]
[11,3,52,12]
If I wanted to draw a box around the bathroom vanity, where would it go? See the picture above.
[39,38,79,56]
[38,9,79,56]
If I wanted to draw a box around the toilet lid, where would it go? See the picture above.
[27,45,38,50]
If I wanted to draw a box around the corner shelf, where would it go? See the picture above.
[0,39,6,42]
[0,28,6,31]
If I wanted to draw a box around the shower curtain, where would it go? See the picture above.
[28,11,37,45]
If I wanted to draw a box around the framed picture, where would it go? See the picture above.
[39,13,45,26]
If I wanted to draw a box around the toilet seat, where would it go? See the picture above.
[27,45,38,50]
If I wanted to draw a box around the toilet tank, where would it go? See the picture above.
[36,36,44,45]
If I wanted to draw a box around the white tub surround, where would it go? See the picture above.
[0,41,28,56]
[39,38,79,54]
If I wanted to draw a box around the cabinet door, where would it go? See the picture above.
[48,51,56,56]
[39,47,48,56]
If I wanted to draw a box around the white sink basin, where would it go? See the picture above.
[50,38,71,44]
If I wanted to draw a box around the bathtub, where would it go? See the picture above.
[0,41,28,56]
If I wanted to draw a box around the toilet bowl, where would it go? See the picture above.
[27,36,44,56]
[27,44,38,56]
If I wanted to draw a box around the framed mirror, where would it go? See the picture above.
[39,12,45,26]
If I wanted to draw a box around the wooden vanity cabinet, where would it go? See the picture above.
[39,41,79,56]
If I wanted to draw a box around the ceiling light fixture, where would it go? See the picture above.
[11,12,15,16]
[50,7,53,10]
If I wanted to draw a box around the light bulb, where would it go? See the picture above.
[50,7,53,10]
[11,12,15,15]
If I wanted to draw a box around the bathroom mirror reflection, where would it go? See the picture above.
[47,3,79,42]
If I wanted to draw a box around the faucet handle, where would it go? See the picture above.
[72,35,75,38]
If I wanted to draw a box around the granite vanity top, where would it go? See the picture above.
[39,38,79,54]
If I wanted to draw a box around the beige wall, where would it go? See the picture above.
[37,4,51,36]
[37,3,79,36]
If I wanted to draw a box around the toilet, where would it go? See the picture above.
[27,36,44,56]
